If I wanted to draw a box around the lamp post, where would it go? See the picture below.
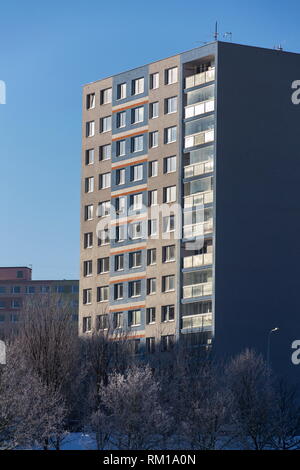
[267,327,279,368]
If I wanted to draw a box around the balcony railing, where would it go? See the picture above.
[183,252,213,269]
[185,68,215,89]
[184,160,214,178]
[185,129,214,149]
[184,190,213,208]
[183,281,213,298]
[182,313,212,329]
[185,99,214,119]
[183,220,213,238]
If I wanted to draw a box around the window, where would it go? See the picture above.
[129,251,142,268]
[116,139,126,157]
[162,275,175,292]
[116,225,126,242]
[85,148,94,165]
[130,221,143,239]
[100,87,112,104]
[83,289,92,305]
[148,219,158,236]
[165,96,177,114]
[165,126,177,144]
[117,82,126,100]
[131,164,143,181]
[86,93,95,109]
[163,185,177,203]
[161,334,175,352]
[85,176,94,193]
[117,111,126,128]
[16,271,24,278]
[147,248,156,265]
[11,286,21,294]
[163,214,175,232]
[97,200,110,217]
[97,257,109,274]
[149,101,159,119]
[99,172,111,189]
[100,116,111,133]
[83,260,92,277]
[0,301,6,308]
[84,204,93,220]
[149,131,158,148]
[130,193,143,211]
[147,278,156,295]
[11,313,19,323]
[146,337,156,354]
[132,106,144,124]
[96,314,108,330]
[99,144,111,161]
[148,160,158,177]
[162,305,175,322]
[165,67,178,85]
[40,285,50,293]
[115,254,124,271]
[97,286,109,302]
[163,245,175,262]
[114,283,123,300]
[131,135,144,153]
[129,280,141,297]
[86,121,95,137]
[0,287,6,293]
[84,232,93,249]
[116,168,125,185]
[146,307,156,324]
[128,309,141,326]
[148,189,157,206]
[83,316,92,333]
[25,286,35,294]
[132,77,144,95]
[0,314,5,322]
[97,228,110,245]
[113,312,123,329]
[164,155,176,173]
[115,196,126,215]
[150,72,159,89]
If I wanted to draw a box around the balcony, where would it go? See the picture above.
[183,282,213,298]
[184,190,213,208]
[185,68,215,89]
[184,160,214,178]
[183,252,213,269]
[185,129,214,149]
[185,99,214,119]
[183,220,213,238]
[182,313,212,329]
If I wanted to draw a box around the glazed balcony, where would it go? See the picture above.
[184,160,214,178]
[183,281,213,299]
[184,190,213,208]
[185,98,214,119]
[182,313,212,329]
[184,129,214,149]
[183,252,213,269]
[185,68,215,89]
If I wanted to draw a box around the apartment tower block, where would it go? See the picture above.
[80,41,300,378]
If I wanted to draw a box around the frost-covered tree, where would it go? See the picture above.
[96,365,170,450]
[225,348,275,450]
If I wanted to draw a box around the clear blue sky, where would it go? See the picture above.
[0,0,299,280]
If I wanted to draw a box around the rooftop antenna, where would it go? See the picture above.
[214,21,219,41]
[274,44,283,51]
[223,32,232,41]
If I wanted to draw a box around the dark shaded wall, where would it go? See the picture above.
[214,41,300,382]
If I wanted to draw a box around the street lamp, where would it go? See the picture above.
[267,327,279,368]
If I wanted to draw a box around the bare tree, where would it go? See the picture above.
[0,341,66,450]
[96,365,170,450]
[225,348,275,450]
[269,379,300,450]
[18,293,79,448]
